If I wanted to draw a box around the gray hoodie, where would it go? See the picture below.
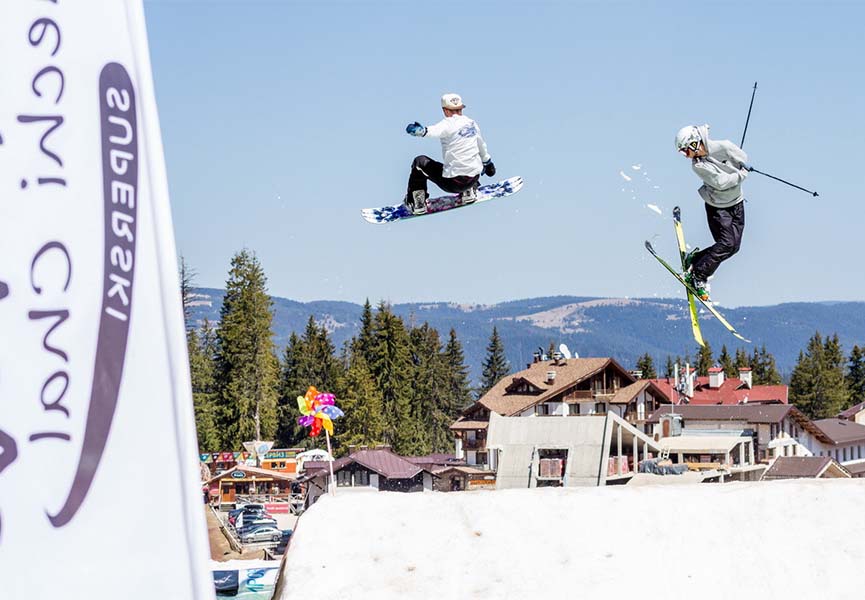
[691,124,749,209]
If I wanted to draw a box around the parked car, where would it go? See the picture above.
[274,529,293,554]
[239,525,283,544]
[234,512,272,529]
[236,519,278,535]
[229,508,271,527]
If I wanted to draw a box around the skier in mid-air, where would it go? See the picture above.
[403,93,496,215]
[675,124,749,301]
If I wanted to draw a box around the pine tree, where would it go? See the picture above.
[335,354,385,456]
[664,356,674,379]
[696,342,714,376]
[847,345,865,408]
[352,299,376,367]
[409,323,448,454]
[275,333,310,449]
[751,345,782,385]
[790,336,821,418]
[213,250,280,448]
[790,332,847,419]
[179,255,196,332]
[189,322,220,452]
[369,302,414,454]
[297,316,344,393]
[444,329,473,412]
[734,348,750,372]
[479,327,510,397]
[635,353,657,379]
[822,334,849,417]
[718,345,736,379]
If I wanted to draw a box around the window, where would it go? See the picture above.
[337,470,351,487]
[569,404,579,416]
[356,470,369,486]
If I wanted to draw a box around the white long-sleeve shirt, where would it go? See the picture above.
[424,114,491,178]
[691,124,749,208]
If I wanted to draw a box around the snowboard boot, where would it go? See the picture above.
[683,247,700,271]
[406,190,428,215]
[684,270,711,302]
[458,185,479,206]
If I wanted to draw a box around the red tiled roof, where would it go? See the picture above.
[646,377,787,406]
[839,401,865,420]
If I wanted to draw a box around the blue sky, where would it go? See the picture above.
[144,0,864,307]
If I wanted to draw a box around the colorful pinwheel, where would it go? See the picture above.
[296,386,344,438]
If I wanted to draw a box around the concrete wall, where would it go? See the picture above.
[488,413,610,488]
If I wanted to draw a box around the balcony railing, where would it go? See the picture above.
[564,389,619,402]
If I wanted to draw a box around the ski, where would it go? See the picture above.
[645,240,750,344]
[673,207,705,347]
[361,176,523,224]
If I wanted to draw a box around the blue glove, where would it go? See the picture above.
[742,163,753,172]
[483,159,496,177]
[406,122,426,137]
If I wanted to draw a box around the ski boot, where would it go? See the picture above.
[684,270,711,302]
[405,190,428,215]
[458,185,479,206]
[683,247,700,271]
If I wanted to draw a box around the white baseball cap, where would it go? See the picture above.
[441,93,465,110]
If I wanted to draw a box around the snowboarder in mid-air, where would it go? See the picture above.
[675,124,749,301]
[404,93,496,215]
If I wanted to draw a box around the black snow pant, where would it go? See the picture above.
[691,201,745,280]
[407,155,479,199]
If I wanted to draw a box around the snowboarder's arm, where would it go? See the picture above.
[476,127,491,163]
[424,118,452,139]
[692,160,747,191]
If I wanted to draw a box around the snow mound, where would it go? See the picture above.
[278,481,865,599]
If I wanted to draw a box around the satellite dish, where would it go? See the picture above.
[558,343,572,360]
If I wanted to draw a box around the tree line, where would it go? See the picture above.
[182,251,482,456]
[634,334,865,419]
[182,252,865,456]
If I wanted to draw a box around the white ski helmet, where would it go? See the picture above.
[441,93,465,110]
[675,125,702,153]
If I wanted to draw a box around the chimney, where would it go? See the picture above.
[533,350,542,364]
[685,363,694,397]
[546,371,557,384]
[739,367,753,389]
[708,367,725,389]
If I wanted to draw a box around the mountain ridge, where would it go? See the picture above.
[189,288,865,385]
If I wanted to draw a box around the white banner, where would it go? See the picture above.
[0,1,214,598]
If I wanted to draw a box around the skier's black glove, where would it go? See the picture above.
[483,160,496,177]
[406,122,426,137]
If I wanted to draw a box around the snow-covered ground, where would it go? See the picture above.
[279,481,865,600]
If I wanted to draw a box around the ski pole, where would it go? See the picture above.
[740,81,758,148]
[746,166,819,197]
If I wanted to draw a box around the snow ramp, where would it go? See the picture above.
[277,480,865,599]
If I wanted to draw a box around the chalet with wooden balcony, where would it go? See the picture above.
[450,356,671,468]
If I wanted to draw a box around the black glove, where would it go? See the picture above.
[483,160,496,177]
